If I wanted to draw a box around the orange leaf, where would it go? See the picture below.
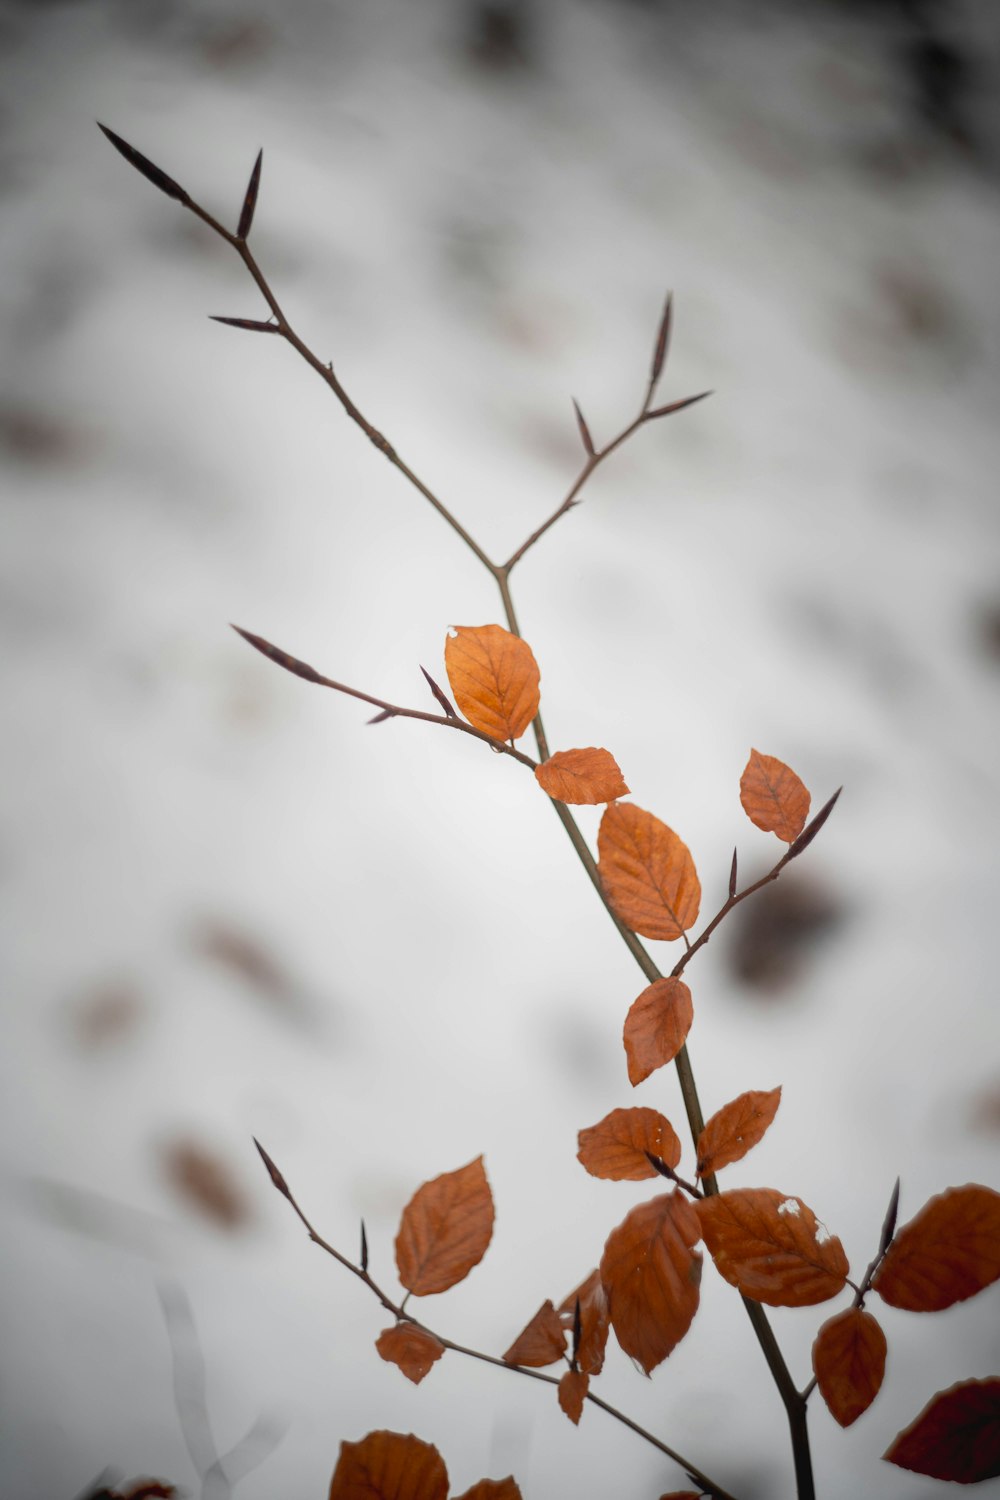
[453,1482,523,1500]
[697,1088,782,1177]
[696,1188,849,1307]
[871,1183,1000,1312]
[502,1301,567,1367]
[622,978,694,1087]
[535,747,629,805]
[578,1107,681,1180]
[740,750,810,842]
[600,1191,702,1373]
[811,1307,886,1427]
[395,1157,494,1297]
[558,1270,610,1376]
[328,1430,448,1500]
[375,1324,445,1385]
[884,1378,1000,1483]
[558,1369,589,1425]
[444,625,540,742]
[598,803,701,940]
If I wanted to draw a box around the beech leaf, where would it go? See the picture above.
[328,1430,448,1500]
[558,1270,610,1376]
[696,1188,849,1307]
[739,750,810,843]
[444,625,540,742]
[395,1157,494,1297]
[871,1183,1000,1311]
[884,1378,1000,1484]
[453,1481,523,1500]
[502,1301,567,1367]
[578,1106,681,1181]
[558,1369,589,1425]
[622,978,694,1087]
[812,1308,887,1427]
[375,1324,445,1385]
[598,803,701,941]
[600,1190,702,1374]
[696,1088,782,1177]
[535,747,629,805]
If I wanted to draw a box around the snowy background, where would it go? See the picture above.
[2,1,999,1497]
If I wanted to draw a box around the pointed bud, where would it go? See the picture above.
[729,847,738,899]
[646,391,712,420]
[571,1296,582,1369]
[360,1219,369,1273]
[231,625,323,684]
[209,315,281,334]
[644,1151,673,1180]
[237,149,263,240]
[253,1138,291,1200]
[786,786,842,861]
[367,709,394,724]
[420,665,457,719]
[571,398,595,457]
[649,293,672,389]
[98,124,190,205]
[878,1177,901,1259]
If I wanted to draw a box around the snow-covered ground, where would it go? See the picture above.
[2,3,999,1497]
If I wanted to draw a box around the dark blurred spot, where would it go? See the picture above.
[69,979,142,1050]
[0,405,85,466]
[973,598,1000,665]
[463,0,534,71]
[19,1177,172,1257]
[197,18,274,71]
[874,262,967,353]
[190,915,320,1033]
[74,1481,175,1500]
[898,0,976,149]
[970,1082,1000,1133]
[160,1139,253,1231]
[725,873,845,994]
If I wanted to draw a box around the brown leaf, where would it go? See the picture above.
[697,1088,782,1177]
[535,747,628,805]
[656,1494,702,1500]
[884,1378,1000,1484]
[622,978,694,1087]
[578,1107,681,1181]
[395,1157,494,1297]
[375,1324,445,1385]
[502,1301,566,1367]
[696,1188,849,1307]
[812,1307,887,1427]
[328,1430,448,1500]
[161,1140,252,1230]
[600,1191,702,1374]
[871,1183,1000,1311]
[444,625,540,742]
[740,750,810,843]
[558,1270,610,1375]
[453,1481,523,1500]
[598,803,700,941]
[558,1369,589,1425]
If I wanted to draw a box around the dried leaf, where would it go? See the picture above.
[98,124,190,205]
[884,1378,1000,1483]
[696,1088,782,1177]
[502,1301,566,1367]
[598,803,700,941]
[535,747,628,805]
[161,1140,252,1230]
[696,1188,849,1307]
[578,1107,681,1181]
[600,1191,702,1374]
[656,1494,702,1500]
[328,1429,448,1500]
[740,751,810,843]
[622,978,694,1087]
[453,1481,523,1500]
[558,1270,610,1376]
[558,1369,589,1425]
[812,1307,887,1427]
[395,1157,494,1297]
[444,625,540,742]
[375,1324,445,1385]
[871,1183,1000,1311]
[237,148,263,239]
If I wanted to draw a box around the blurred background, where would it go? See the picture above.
[2,1,999,1496]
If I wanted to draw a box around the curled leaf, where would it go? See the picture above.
[375,1324,445,1385]
[696,1088,782,1177]
[395,1157,494,1297]
[535,747,628,805]
[871,1183,1000,1311]
[696,1188,849,1307]
[502,1301,566,1368]
[578,1107,681,1181]
[740,750,810,843]
[598,803,700,941]
[444,625,540,742]
[812,1307,887,1427]
[600,1191,702,1374]
[622,978,694,1087]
